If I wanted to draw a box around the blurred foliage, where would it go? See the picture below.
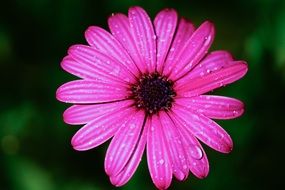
[1,0,285,189]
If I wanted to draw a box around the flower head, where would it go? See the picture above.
[56,6,248,189]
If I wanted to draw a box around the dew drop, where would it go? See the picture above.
[159,159,165,165]
[109,65,121,76]
[190,145,203,160]
[207,120,213,124]
[192,114,200,121]
[129,132,134,136]
[130,124,136,129]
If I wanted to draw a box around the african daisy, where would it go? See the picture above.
[56,6,248,189]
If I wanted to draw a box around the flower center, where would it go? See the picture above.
[131,72,176,115]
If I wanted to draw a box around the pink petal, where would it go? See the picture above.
[147,115,172,189]
[105,111,145,176]
[176,122,209,178]
[61,56,125,86]
[129,6,157,72]
[177,50,234,86]
[85,26,139,75]
[177,61,248,97]
[171,104,233,153]
[71,107,135,151]
[163,18,195,75]
[166,21,215,81]
[68,45,136,83]
[108,13,146,73]
[107,114,148,186]
[63,100,132,125]
[159,112,189,181]
[175,95,244,120]
[56,80,127,104]
[154,9,178,72]
[109,120,148,186]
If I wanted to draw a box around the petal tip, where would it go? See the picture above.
[67,44,86,55]
[62,109,74,124]
[237,61,249,78]
[71,135,87,151]
[60,56,70,70]
[84,26,96,38]
[129,6,144,12]
[109,175,126,187]
[71,141,88,151]
[160,7,178,14]
[222,140,233,154]
[174,170,187,181]
[55,86,64,102]
[202,20,215,35]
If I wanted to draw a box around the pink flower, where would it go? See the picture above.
[56,6,248,189]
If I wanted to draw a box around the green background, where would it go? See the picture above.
[1,0,285,189]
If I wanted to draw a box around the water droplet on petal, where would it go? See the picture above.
[109,65,121,76]
[207,120,213,124]
[190,145,203,160]
[129,132,134,136]
[130,124,136,129]
[159,159,165,165]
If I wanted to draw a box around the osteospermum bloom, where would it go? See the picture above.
[56,6,248,189]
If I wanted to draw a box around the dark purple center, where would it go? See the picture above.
[131,72,176,115]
